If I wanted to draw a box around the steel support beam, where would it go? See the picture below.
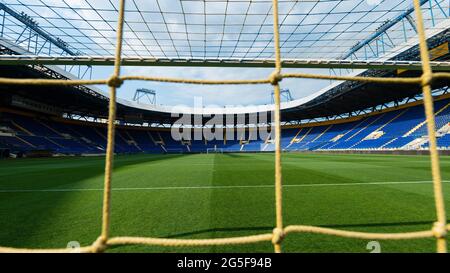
[342,0,429,60]
[0,55,449,70]
[0,3,77,56]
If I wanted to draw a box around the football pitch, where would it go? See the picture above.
[0,153,449,253]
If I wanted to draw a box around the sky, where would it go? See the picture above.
[92,65,333,107]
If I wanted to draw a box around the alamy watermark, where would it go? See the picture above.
[170,97,275,142]
[67,241,81,253]
[366,241,381,253]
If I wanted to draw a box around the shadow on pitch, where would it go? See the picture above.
[166,226,274,238]
[165,220,447,239]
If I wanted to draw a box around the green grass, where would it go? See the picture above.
[0,153,450,253]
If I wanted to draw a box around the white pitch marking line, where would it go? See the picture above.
[0,180,449,193]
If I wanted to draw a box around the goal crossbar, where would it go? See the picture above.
[1,56,450,71]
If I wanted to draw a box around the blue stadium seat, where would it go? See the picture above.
[1,97,450,154]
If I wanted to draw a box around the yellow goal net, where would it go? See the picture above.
[0,0,448,253]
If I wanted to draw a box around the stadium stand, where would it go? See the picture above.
[2,95,450,155]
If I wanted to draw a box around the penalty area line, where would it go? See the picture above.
[0,180,449,193]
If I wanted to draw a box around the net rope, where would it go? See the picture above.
[0,0,448,253]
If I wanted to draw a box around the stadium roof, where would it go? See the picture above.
[0,0,448,61]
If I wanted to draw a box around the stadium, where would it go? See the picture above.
[0,0,450,254]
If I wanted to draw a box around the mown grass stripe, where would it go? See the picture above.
[1,180,449,193]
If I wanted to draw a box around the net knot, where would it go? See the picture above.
[272,228,285,245]
[269,71,282,85]
[421,73,433,87]
[92,236,108,253]
[432,222,447,239]
[107,76,124,88]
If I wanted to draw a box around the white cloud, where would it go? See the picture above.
[103,66,333,107]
